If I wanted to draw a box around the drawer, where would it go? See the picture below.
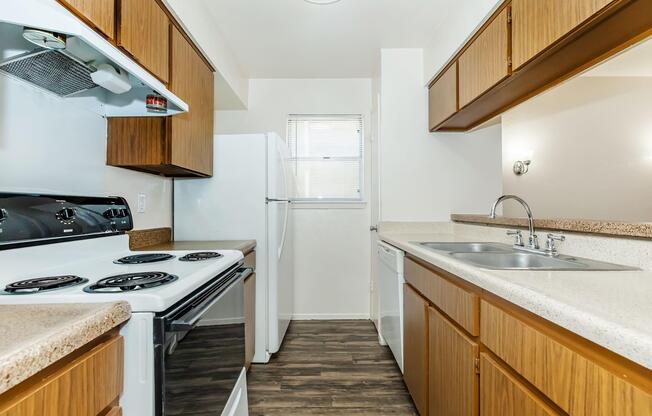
[0,335,124,416]
[404,257,479,336]
[480,353,560,416]
[481,300,652,415]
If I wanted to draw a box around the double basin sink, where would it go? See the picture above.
[416,242,637,271]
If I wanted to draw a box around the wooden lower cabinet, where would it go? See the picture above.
[428,306,479,416]
[0,334,124,416]
[244,272,256,370]
[480,353,559,416]
[403,284,429,415]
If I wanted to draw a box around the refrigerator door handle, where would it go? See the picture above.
[277,201,289,259]
[266,198,291,203]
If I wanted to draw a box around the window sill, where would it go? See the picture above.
[291,201,368,210]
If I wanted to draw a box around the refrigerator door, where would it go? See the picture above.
[267,200,294,353]
[266,133,296,354]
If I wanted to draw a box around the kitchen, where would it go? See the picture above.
[0,0,650,415]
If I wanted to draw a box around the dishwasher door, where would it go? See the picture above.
[377,241,405,373]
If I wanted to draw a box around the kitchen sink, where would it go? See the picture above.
[418,242,512,253]
[415,241,637,271]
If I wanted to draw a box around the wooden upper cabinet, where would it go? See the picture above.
[168,26,214,176]
[428,64,457,131]
[428,306,479,416]
[511,0,613,69]
[118,0,170,82]
[58,0,116,39]
[458,7,511,108]
[403,284,428,416]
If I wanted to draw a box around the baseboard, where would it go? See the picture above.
[292,313,370,320]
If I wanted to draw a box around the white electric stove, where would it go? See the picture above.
[0,193,250,416]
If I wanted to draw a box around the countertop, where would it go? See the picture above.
[379,229,652,370]
[140,240,256,254]
[0,302,131,394]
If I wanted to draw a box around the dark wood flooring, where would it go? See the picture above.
[247,320,418,415]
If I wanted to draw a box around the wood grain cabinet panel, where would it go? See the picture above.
[428,64,458,131]
[118,0,169,82]
[458,7,510,107]
[480,353,560,416]
[481,300,652,416]
[168,26,214,176]
[244,273,256,370]
[0,335,123,416]
[428,306,479,416]
[511,0,613,69]
[405,257,480,336]
[403,284,428,416]
[58,0,115,39]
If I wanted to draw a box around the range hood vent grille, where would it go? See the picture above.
[0,49,97,97]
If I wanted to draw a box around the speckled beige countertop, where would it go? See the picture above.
[140,240,256,254]
[379,222,652,370]
[0,302,130,394]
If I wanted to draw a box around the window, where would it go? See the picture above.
[287,114,364,202]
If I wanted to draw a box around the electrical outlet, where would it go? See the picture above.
[137,193,146,213]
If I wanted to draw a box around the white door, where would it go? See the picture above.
[370,92,382,328]
[266,133,295,354]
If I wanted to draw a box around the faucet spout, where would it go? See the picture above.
[489,195,537,248]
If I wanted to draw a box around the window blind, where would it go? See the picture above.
[287,114,364,201]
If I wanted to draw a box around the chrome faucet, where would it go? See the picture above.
[489,195,539,250]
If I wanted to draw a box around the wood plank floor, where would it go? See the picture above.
[247,320,418,415]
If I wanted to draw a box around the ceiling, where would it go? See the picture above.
[200,0,459,78]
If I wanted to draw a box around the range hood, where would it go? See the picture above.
[0,0,188,117]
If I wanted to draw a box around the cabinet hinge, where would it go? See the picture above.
[507,56,512,67]
[507,9,512,23]
[474,358,480,374]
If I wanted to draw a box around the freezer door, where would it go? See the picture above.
[267,200,294,353]
[267,133,295,200]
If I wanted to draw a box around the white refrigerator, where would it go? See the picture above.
[174,132,295,363]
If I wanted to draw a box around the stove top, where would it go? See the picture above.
[179,251,223,262]
[85,272,178,293]
[4,275,89,294]
[0,235,245,312]
[114,253,175,264]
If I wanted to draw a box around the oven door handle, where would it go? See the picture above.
[168,268,251,332]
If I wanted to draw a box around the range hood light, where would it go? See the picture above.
[90,63,132,94]
[22,28,66,50]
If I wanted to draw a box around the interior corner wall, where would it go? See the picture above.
[379,49,502,222]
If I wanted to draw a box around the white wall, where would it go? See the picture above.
[215,78,373,319]
[0,76,172,230]
[379,49,502,222]
[502,76,652,222]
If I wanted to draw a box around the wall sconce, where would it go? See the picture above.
[513,160,531,175]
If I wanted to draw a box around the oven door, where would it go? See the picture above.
[155,267,250,416]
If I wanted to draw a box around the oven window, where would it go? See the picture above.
[163,280,245,415]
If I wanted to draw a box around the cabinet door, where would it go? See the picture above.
[458,7,510,108]
[512,0,613,69]
[429,306,478,416]
[428,64,457,131]
[480,353,559,416]
[244,273,256,370]
[118,0,169,82]
[403,284,428,415]
[59,0,115,39]
[169,26,214,176]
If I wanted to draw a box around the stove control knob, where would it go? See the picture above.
[0,208,7,223]
[118,208,130,218]
[57,208,76,221]
[103,208,121,219]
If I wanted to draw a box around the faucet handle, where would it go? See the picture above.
[506,230,524,246]
[545,233,565,254]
